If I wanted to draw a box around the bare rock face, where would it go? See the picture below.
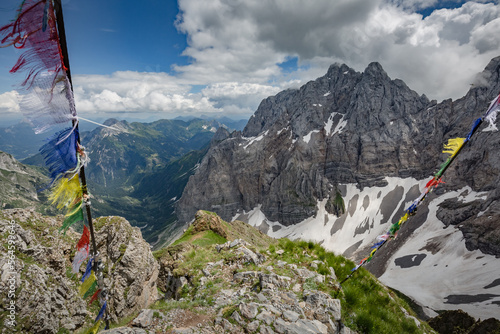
[93,216,159,323]
[177,62,433,225]
[0,151,49,210]
[0,209,159,333]
[0,209,87,333]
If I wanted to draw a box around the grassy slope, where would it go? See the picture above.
[149,211,435,334]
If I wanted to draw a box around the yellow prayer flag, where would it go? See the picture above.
[79,271,97,298]
[85,320,102,334]
[443,137,465,158]
[49,175,83,211]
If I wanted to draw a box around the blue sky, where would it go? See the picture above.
[1,0,500,125]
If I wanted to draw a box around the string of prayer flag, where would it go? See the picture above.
[341,92,500,284]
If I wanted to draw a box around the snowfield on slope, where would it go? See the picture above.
[234,177,500,320]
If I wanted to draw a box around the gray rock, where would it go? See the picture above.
[276,260,288,267]
[237,246,263,265]
[295,319,328,334]
[101,327,148,334]
[296,268,316,280]
[171,329,194,334]
[131,309,154,328]
[274,318,292,334]
[282,310,300,322]
[304,291,341,321]
[257,292,268,302]
[233,271,259,283]
[248,320,260,332]
[328,267,337,281]
[260,325,276,334]
[263,304,282,315]
[340,325,358,334]
[0,210,87,333]
[259,273,291,289]
[231,310,245,325]
[94,216,159,322]
[240,302,259,319]
[256,310,275,325]
[230,238,247,248]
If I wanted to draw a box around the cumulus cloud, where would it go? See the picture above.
[0,91,20,114]
[70,71,279,119]
[174,0,500,101]
[1,0,500,122]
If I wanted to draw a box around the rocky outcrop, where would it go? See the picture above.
[428,309,500,334]
[177,62,434,225]
[93,216,159,323]
[113,211,430,334]
[191,210,228,239]
[0,209,159,333]
[0,209,86,333]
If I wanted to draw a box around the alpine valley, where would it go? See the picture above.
[176,57,500,320]
[16,117,244,246]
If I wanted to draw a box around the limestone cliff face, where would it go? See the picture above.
[177,57,500,258]
[0,151,49,210]
[0,209,158,333]
[93,216,159,323]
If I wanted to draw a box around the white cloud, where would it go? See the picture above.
[1,1,500,122]
[72,71,219,116]
[173,0,500,102]
[0,91,20,114]
[68,71,281,120]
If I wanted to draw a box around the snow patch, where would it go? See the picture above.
[324,114,335,136]
[242,130,268,150]
[303,130,320,144]
[324,112,347,136]
[332,116,347,135]
[482,122,498,132]
[379,187,499,320]
[236,177,498,319]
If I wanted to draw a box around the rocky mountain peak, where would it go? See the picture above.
[471,55,500,97]
[176,57,500,321]
[211,126,231,145]
[363,61,388,79]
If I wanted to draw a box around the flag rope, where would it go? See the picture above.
[340,92,500,285]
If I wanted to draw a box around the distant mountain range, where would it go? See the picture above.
[4,117,243,246]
